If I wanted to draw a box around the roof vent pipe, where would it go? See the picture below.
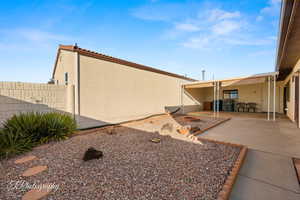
[201,70,205,81]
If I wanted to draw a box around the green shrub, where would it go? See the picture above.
[0,112,77,158]
[0,129,34,159]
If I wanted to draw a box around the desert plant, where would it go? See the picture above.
[0,112,76,159]
[0,129,34,159]
[2,112,45,142]
[38,112,77,143]
[2,112,76,144]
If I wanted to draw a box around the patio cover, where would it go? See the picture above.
[184,72,278,89]
[182,72,279,121]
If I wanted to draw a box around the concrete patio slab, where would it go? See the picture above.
[193,114,300,200]
[239,150,300,193]
[230,175,300,200]
[200,117,300,158]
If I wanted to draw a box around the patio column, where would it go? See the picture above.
[298,73,300,128]
[273,75,276,121]
[217,81,220,118]
[267,76,271,121]
[181,84,184,114]
[213,81,216,118]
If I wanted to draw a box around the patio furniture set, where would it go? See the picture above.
[236,102,257,112]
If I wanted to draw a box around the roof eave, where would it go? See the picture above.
[53,44,197,82]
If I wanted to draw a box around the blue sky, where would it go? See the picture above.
[0,0,281,82]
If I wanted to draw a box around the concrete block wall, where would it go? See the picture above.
[0,82,69,126]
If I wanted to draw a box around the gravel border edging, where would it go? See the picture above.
[198,137,248,200]
[72,114,168,137]
[292,158,300,184]
[192,118,231,136]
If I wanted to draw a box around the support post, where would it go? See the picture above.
[213,82,216,118]
[267,76,270,121]
[217,81,219,118]
[273,75,276,121]
[298,73,300,128]
[181,84,184,114]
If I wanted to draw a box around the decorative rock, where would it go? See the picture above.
[160,123,173,133]
[34,144,50,150]
[22,166,48,177]
[14,156,37,164]
[150,138,161,143]
[22,189,51,200]
[177,127,189,135]
[106,127,116,135]
[83,147,103,161]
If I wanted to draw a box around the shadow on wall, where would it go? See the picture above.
[0,95,109,129]
[0,94,201,130]
[165,105,200,114]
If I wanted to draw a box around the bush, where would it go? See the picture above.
[0,129,34,159]
[0,112,77,159]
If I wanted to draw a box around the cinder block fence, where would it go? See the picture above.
[0,82,75,126]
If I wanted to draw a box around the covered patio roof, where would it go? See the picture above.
[184,72,278,89]
[182,72,278,121]
[276,0,300,81]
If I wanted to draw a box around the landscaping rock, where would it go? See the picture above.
[160,123,173,134]
[83,147,103,161]
[14,155,37,164]
[106,127,116,135]
[22,166,47,177]
[149,138,161,143]
[22,188,51,200]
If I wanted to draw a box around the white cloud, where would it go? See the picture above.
[261,0,281,16]
[17,29,69,42]
[0,28,74,53]
[208,9,241,22]
[248,50,274,57]
[182,34,275,50]
[182,36,211,49]
[211,20,241,35]
[175,23,200,32]
[256,15,263,21]
[132,2,278,51]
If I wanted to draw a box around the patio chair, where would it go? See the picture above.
[236,102,246,112]
[247,103,257,112]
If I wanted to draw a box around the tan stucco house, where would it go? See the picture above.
[52,45,199,128]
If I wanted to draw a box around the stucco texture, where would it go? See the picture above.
[78,54,198,124]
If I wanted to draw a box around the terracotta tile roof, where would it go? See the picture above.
[52,44,196,82]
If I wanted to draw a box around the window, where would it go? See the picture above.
[64,72,68,85]
[223,90,238,99]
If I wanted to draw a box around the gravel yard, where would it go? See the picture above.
[0,115,240,200]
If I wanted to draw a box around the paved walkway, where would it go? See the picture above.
[198,115,300,200]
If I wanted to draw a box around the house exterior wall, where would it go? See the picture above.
[77,54,198,127]
[283,58,300,122]
[0,82,69,126]
[286,79,295,121]
[53,50,76,86]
